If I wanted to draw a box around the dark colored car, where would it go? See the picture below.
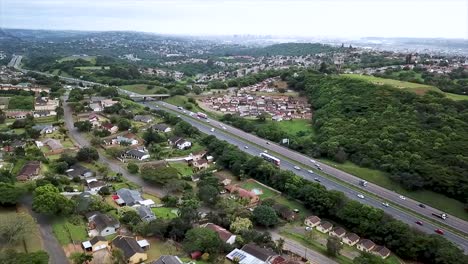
[419,204,426,208]
[415,221,423,226]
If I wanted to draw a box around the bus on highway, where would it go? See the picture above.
[260,153,281,166]
[197,112,207,119]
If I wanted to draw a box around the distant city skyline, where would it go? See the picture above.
[1,0,467,39]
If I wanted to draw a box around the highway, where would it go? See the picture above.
[142,100,468,252]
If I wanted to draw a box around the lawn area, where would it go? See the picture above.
[275,195,311,219]
[120,98,146,111]
[321,159,468,221]
[11,159,26,175]
[151,207,179,219]
[143,193,162,204]
[165,95,205,113]
[343,74,468,101]
[0,207,43,253]
[271,119,314,137]
[120,84,163,95]
[59,55,96,64]
[240,180,278,199]
[112,181,141,191]
[145,238,182,262]
[51,217,88,245]
[173,142,205,156]
[169,162,194,176]
[35,116,59,123]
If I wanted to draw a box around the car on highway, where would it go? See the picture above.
[310,159,316,164]
[314,177,321,182]
[382,202,389,207]
[266,142,270,145]
[177,106,183,110]
[183,110,186,113]
[419,203,426,208]
[264,150,268,153]
[415,221,423,226]
[210,128,215,132]
[294,166,301,170]
[434,229,444,235]
[399,195,406,200]
[222,126,227,130]
[307,170,314,174]
[357,194,365,199]
[177,115,181,117]
[206,120,210,123]
[244,146,249,149]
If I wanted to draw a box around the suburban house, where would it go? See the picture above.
[272,204,296,221]
[33,110,56,118]
[168,136,192,150]
[192,158,209,170]
[88,113,101,127]
[224,184,260,206]
[102,123,119,134]
[152,123,171,133]
[111,236,148,264]
[3,139,26,152]
[113,134,139,146]
[329,227,346,239]
[357,239,376,253]
[17,161,41,181]
[226,243,279,264]
[87,179,107,192]
[316,221,333,234]
[66,164,94,179]
[89,103,102,112]
[116,188,144,206]
[137,206,157,222]
[32,124,56,134]
[151,255,183,264]
[342,233,360,246]
[86,212,120,237]
[101,99,119,108]
[134,115,153,123]
[372,246,391,259]
[82,236,108,252]
[121,148,150,161]
[42,138,64,154]
[203,223,236,245]
[6,111,30,119]
[304,215,321,228]
[35,96,59,111]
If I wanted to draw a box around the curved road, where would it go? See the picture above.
[145,101,468,252]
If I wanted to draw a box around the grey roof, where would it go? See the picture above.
[32,124,53,131]
[126,149,148,159]
[137,206,156,220]
[134,115,153,122]
[112,236,144,260]
[152,123,170,132]
[116,188,143,206]
[151,256,183,264]
[43,138,63,150]
[241,243,278,261]
[90,236,107,245]
[66,164,93,178]
[89,212,119,232]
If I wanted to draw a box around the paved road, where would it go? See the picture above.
[62,96,167,198]
[145,101,468,252]
[21,196,68,264]
[270,231,338,264]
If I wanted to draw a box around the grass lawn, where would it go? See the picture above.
[151,207,179,219]
[169,162,194,176]
[275,196,311,219]
[240,180,278,199]
[0,207,43,253]
[172,142,205,156]
[58,55,96,64]
[51,217,88,245]
[145,238,182,261]
[321,159,468,221]
[11,159,26,175]
[143,193,162,204]
[121,98,146,111]
[35,116,59,123]
[343,74,468,101]
[272,119,315,137]
[120,84,163,95]
[165,95,205,113]
[112,181,141,191]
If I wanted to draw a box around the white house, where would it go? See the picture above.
[86,212,120,237]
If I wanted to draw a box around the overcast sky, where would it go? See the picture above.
[1,0,467,39]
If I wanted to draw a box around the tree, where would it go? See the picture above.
[33,184,75,215]
[0,212,35,244]
[0,250,49,264]
[111,248,126,264]
[197,185,219,205]
[183,227,222,254]
[117,118,131,131]
[257,112,268,122]
[127,162,139,174]
[353,253,386,264]
[252,205,278,227]
[74,121,92,132]
[275,238,285,254]
[69,252,93,264]
[76,147,99,162]
[326,236,342,257]
[0,169,15,183]
[141,166,178,185]
[230,217,253,234]
[0,183,26,205]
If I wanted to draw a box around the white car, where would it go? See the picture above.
[399,195,406,200]
[310,159,316,164]
[244,146,249,149]
[222,126,227,130]
[305,226,312,231]
[177,115,181,117]
[357,194,365,199]
[307,170,314,174]
[264,150,268,153]
[294,166,301,170]
[206,120,210,123]
[382,202,390,207]
[210,128,215,132]
[183,110,186,113]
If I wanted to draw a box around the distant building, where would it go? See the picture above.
[17,161,41,181]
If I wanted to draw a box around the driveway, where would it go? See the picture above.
[21,196,68,264]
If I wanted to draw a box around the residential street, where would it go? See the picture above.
[20,196,68,264]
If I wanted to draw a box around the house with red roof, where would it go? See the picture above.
[202,223,236,245]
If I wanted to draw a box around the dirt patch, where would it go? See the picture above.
[410,88,430,95]
[92,249,112,264]
[63,243,83,257]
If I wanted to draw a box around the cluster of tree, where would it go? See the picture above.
[32,184,75,215]
[200,134,468,264]
[169,62,223,77]
[241,43,337,57]
[0,250,49,264]
[196,173,220,206]
[0,89,34,97]
[67,88,84,102]
[7,96,34,110]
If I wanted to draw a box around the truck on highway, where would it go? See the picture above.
[359,180,368,187]
[197,112,207,119]
[432,213,447,220]
[260,153,281,166]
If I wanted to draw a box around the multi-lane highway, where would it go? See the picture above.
[142,100,468,252]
